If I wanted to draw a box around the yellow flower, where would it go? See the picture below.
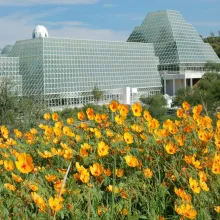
[132,102,142,117]
[98,141,109,157]
[4,160,15,171]
[11,173,23,183]
[124,132,134,144]
[95,114,102,123]
[116,168,124,177]
[49,196,63,212]
[143,168,153,178]
[1,125,9,139]
[165,142,177,155]
[106,185,120,194]
[189,177,200,194]
[124,155,139,167]
[44,113,51,120]
[14,129,23,139]
[214,206,220,213]
[200,180,209,191]
[38,150,53,158]
[90,163,103,176]
[67,117,74,125]
[63,148,73,160]
[15,152,34,174]
[115,115,125,125]
[4,183,16,192]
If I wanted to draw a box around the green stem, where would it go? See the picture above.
[111,150,117,219]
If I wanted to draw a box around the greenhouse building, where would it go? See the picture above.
[0,10,219,108]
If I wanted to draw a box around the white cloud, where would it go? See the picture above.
[0,10,129,48]
[0,0,99,6]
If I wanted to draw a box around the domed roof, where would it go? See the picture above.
[1,45,14,55]
[32,25,49,39]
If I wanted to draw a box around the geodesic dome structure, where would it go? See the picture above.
[32,25,49,39]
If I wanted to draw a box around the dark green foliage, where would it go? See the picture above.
[203,36,220,58]
[91,86,104,104]
[0,79,48,130]
[172,71,220,113]
[140,93,168,120]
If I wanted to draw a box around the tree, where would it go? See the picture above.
[91,86,104,104]
[140,93,168,120]
[172,71,220,113]
[210,31,215,37]
[0,77,48,130]
[204,61,220,72]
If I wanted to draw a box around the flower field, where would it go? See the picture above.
[0,101,219,219]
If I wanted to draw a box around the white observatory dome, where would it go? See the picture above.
[32,25,49,39]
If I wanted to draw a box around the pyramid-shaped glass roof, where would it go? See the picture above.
[128,10,220,71]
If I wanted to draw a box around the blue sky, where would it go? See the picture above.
[0,0,220,48]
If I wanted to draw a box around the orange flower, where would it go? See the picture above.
[104,168,112,176]
[31,192,47,212]
[143,168,153,178]
[45,174,57,182]
[132,102,142,117]
[182,101,190,111]
[28,184,38,191]
[15,153,34,174]
[124,155,139,167]
[11,173,23,183]
[116,168,124,177]
[4,183,16,191]
[176,108,184,118]
[124,132,134,144]
[98,141,109,157]
[109,100,118,112]
[174,187,192,202]
[90,163,103,176]
[49,196,63,212]
[86,108,95,120]
[52,113,59,121]
[189,177,200,194]
[4,160,15,171]
[77,111,85,121]
[143,110,152,121]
